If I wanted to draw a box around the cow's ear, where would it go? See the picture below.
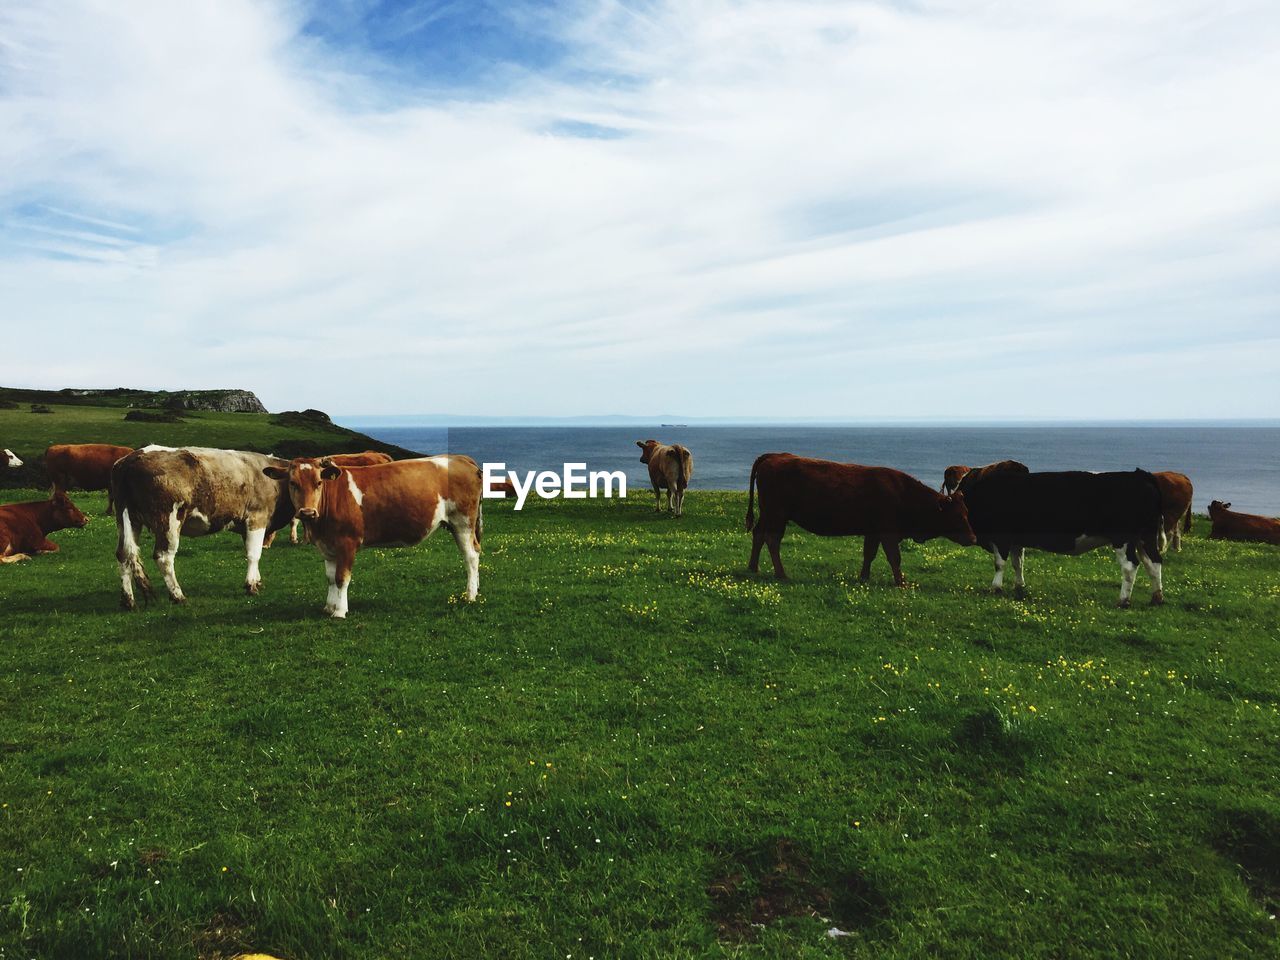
[320,466,341,481]
[636,441,645,449]
[1224,502,1232,509]
[263,466,288,480]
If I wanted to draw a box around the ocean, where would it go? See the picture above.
[337,423,1280,515]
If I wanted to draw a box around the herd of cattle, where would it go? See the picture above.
[1,440,1279,616]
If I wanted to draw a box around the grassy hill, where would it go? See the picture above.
[0,480,1277,958]
[0,394,418,488]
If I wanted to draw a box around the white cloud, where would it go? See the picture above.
[0,0,1277,417]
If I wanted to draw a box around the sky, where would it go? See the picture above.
[1,0,1278,419]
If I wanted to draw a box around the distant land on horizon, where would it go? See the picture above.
[336,413,1280,428]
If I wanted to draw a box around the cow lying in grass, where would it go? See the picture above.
[264,455,483,618]
[0,492,89,563]
[745,453,976,585]
[3,449,22,468]
[636,440,693,517]
[1208,500,1280,545]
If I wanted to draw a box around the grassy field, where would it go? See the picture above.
[1,478,1278,959]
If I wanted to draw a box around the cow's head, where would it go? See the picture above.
[264,458,342,521]
[636,440,659,464]
[1208,500,1231,517]
[939,492,977,546]
[3,448,22,468]
[941,465,970,494]
[49,491,89,529]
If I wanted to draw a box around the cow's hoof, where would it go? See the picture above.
[1117,598,1131,609]
[990,587,1004,596]
[170,593,187,605]
[329,610,347,620]
[120,594,136,611]
[1014,586,1028,600]
[245,581,261,596]
[1150,592,1165,606]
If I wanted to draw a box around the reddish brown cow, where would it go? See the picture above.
[1152,471,1194,552]
[44,443,134,513]
[942,459,1029,494]
[0,493,89,563]
[264,455,484,618]
[265,451,394,547]
[1207,500,1280,545]
[636,440,693,516]
[745,453,976,585]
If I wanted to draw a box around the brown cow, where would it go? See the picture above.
[1207,500,1280,545]
[44,443,135,513]
[264,451,394,547]
[636,440,693,516]
[942,459,1029,494]
[745,453,976,585]
[264,455,483,618]
[0,492,89,563]
[1152,471,1193,552]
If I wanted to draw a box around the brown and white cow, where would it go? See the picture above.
[0,492,89,563]
[264,450,394,547]
[1152,471,1194,552]
[3,449,23,469]
[1207,500,1280,545]
[636,440,693,516]
[44,443,135,513]
[941,460,1028,494]
[264,455,483,618]
[112,446,294,609]
[745,453,976,585]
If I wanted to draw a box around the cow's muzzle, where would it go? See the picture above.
[297,508,319,520]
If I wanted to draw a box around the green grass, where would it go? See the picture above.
[1,487,1278,958]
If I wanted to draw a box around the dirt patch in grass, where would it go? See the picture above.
[1212,805,1280,916]
[192,908,253,960]
[707,837,887,941]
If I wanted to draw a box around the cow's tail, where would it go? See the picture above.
[111,459,152,602]
[474,467,484,547]
[673,445,689,490]
[745,455,763,532]
[1137,468,1164,559]
[1182,504,1193,534]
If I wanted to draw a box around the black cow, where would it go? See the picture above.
[958,469,1165,607]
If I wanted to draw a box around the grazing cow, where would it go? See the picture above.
[264,450,394,547]
[1152,471,1194,552]
[1207,500,1280,545]
[744,453,976,585]
[0,492,89,563]
[636,440,693,516]
[44,443,135,513]
[112,446,294,609]
[3,449,22,468]
[941,460,1028,494]
[263,455,483,618]
[957,469,1165,606]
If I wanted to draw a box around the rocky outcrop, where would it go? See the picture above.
[158,390,267,413]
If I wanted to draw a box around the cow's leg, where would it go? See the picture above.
[330,550,355,619]
[290,517,300,544]
[323,557,340,615]
[1011,547,1027,599]
[990,545,1007,595]
[1115,546,1138,608]
[154,504,185,603]
[652,483,662,512]
[748,526,765,573]
[883,538,906,587]
[243,526,266,595]
[446,514,482,601]
[858,536,879,582]
[1138,544,1164,606]
[672,488,684,517]
[765,524,787,580]
[116,507,151,610]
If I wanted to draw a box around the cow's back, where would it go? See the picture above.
[755,454,927,536]
[114,447,285,532]
[345,456,481,546]
[965,470,1160,549]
